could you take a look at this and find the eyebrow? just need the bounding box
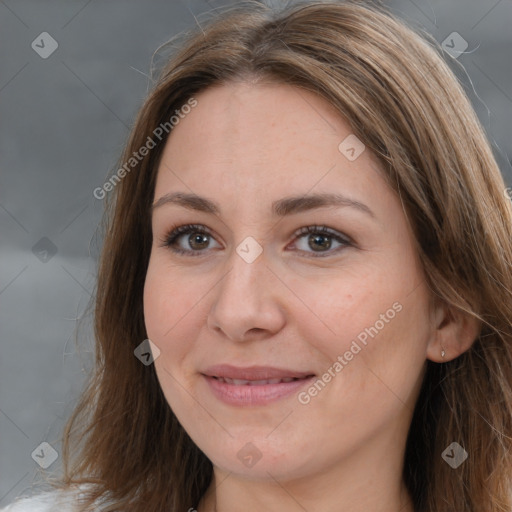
[151,191,375,219]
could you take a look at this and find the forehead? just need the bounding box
[161,81,351,167]
[153,81,394,224]
[157,82,377,176]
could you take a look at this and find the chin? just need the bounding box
[192,429,323,481]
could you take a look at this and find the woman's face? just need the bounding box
[143,82,436,481]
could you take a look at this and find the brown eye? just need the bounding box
[161,224,220,256]
[291,225,352,257]
[188,233,210,250]
[160,223,351,258]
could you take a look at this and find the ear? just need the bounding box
[426,300,482,363]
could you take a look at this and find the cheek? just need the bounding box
[143,262,196,405]
[293,256,429,398]
[143,268,169,343]
[143,257,196,341]
[320,288,429,415]
[143,257,211,388]
[287,266,399,359]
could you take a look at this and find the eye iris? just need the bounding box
[309,233,331,251]
[189,233,209,250]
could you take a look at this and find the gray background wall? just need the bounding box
[1,0,511,505]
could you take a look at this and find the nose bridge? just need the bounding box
[221,238,268,301]
[207,236,285,341]
[221,208,269,287]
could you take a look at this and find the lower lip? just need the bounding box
[203,375,315,406]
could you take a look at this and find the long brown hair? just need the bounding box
[47,1,512,510]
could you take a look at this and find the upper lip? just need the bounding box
[202,364,315,380]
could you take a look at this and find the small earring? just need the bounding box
[441,347,446,359]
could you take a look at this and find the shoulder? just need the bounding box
[0,484,100,512]
[0,491,57,511]
[0,490,67,512]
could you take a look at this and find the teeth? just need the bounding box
[248,379,274,386]
[217,377,300,385]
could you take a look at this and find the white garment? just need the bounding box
[0,491,64,512]
[0,485,100,512]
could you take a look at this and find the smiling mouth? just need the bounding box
[211,376,312,385]
[203,371,316,406]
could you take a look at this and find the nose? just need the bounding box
[206,244,287,343]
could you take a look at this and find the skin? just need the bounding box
[143,81,480,512]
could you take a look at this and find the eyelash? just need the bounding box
[158,223,352,258]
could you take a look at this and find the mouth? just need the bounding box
[211,376,308,385]
[201,365,316,406]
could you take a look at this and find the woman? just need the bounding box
[3,0,512,511]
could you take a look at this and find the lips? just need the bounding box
[202,364,315,382]
[214,376,301,385]
[201,364,316,406]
